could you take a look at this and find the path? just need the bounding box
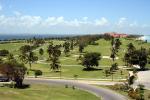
[24,78,127,100]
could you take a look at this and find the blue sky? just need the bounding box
[0,0,150,35]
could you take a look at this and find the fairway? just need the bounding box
[0,84,100,100]
[1,38,150,79]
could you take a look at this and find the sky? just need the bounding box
[0,0,150,35]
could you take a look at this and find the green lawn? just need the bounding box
[27,63,128,79]
[0,42,27,55]
[0,84,100,100]
[1,38,150,79]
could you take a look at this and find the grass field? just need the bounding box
[27,63,128,79]
[0,42,27,55]
[0,84,100,100]
[1,38,150,79]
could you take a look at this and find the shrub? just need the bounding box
[128,88,140,99]
[34,70,42,78]
[0,49,9,56]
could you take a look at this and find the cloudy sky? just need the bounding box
[0,0,150,35]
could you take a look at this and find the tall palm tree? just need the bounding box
[47,44,61,71]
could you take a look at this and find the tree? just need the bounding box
[110,48,116,61]
[28,51,38,70]
[34,70,42,78]
[127,43,135,53]
[82,52,101,70]
[39,48,44,59]
[70,39,74,50]
[124,46,147,70]
[47,44,61,71]
[19,45,31,54]
[19,45,38,70]
[139,48,147,70]
[63,41,70,56]
[79,44,84,53]
[0,61,27,87]
[114,38,122,51]
[111,63,118,71]
[110,38,121,61]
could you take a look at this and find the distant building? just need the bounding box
[104,32,128,38]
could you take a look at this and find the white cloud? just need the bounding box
[82,17,88,21]
[129,21,138,27]
[95,17,109,26]
[116,17,127,28]
[0,14,149,34]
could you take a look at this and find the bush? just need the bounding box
[110,63,118,71]
[0,49,9,56]
[34,70,42,78]
[110,83,129,92]
[128,88,140,99]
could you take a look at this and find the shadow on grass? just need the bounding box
[15,84,30,89]
[127,68,150,71]
[82,68,102,71]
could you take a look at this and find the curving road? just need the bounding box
[24,78,127,100]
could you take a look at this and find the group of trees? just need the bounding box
[19,45,38,70]
[0,49,9,56]
[82,52,101,70]
[63,39,76,56]
[0,59,27,87]
[77,35,101,53]
[124,43,148,70]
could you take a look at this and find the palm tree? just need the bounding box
[28,51,38,70]
[47,44,61,71]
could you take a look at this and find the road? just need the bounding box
[24,78,127,100]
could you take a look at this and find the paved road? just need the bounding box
[24,78,127,100]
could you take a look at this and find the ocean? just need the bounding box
[0,34,75,40]
[141,35,150,42]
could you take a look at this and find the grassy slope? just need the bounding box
[0,84,100,100]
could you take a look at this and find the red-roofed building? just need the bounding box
[104,32,128,38]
